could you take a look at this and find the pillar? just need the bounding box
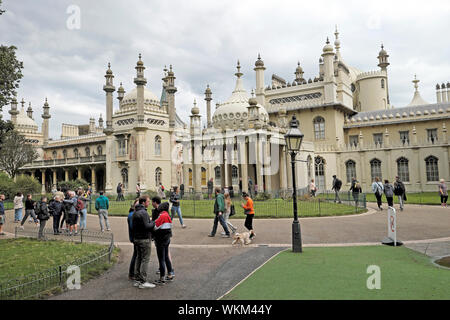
[41,170,46,195]
[286,148,293,191]
[280,145,287,190]
[264,137,272,193]
[77,167,82,180]
[255,136,264,193]
[238,135,248,194]
[91,166,97,193]
[64,169,69,181]
[31,170,35,179]
[52,170,57,189]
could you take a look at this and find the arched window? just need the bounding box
[155,167,162,186]
[63,149,67,159]
[188,168,193,187]
[425,156,439,182]
[201,167,207,186]
[381,79,385,89]
[314,157,325,190]
[370,159,382,182]
[85,147,90,157]
[97,145,103,155]
[397,157,410,182]
[346,160,356,183]
[232,165,239,185]
[52,151,57,159]
[313,117,325,140]
[73,148,79,158]
[121,168,128,190]
[214,166,221,186]
[155,136,162,156]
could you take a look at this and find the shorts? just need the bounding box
[67,213,79,226]
[0,215,5,225]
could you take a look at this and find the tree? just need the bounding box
[0,129,38,178]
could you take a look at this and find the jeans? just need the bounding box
[334,190,341,203]
[375,193,383,208]
[211,213,229,236]
[14,208,23,221]
[38,219,47,239]
[171,206,183,226]
[386,197,394,207]
[79,208,87,229]
[245,214,254,231]
[155,239,173,277]
[352,193,360,207]
[98,209,110,231]
[129,242,137,278]
[53,214,61,233]
[134,238,151,283]
[397,195,404,209]
[21,209,38,225]
[223,210,236,232]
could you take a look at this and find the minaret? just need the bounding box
[378,44,390,105]
[27,102,33,119]
[166,65,177,128]
[89,117,96,134]
[205,84,212,128]
[254,54,266,106]
[98,114,104,129]
[9,97,19,124]
[117,82,125,107]
[321,38,337,103]
[103,63,115,134]
[294,62,305,84]
[134,54,147,125]
[334,25,341,60]
[190,99,202,196]
[41,98,51,144]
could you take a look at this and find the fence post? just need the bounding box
[80,229,83,243]
[318,198,321,216]
[59,266,63,286]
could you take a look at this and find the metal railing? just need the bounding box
[0,229,114,300]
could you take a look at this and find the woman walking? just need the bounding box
[241,192,255,239]
[439,179,448,208]
[20,194,39,228]
[222,193,237,235]
[77,189,89,231]
[154,202,174,285]
[169,187,186,228]
[13,192,24,223]
[351,182,362,207]
[384,180,394,208]
[371,177,384,210]
[309,179,317,197]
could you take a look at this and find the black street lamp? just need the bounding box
[284,115,304,253]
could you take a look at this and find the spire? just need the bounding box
[407,75,428,106]
[334,25,341,59]
[255,53,265,68]
[235,60,243,78]
[27,102,33,119]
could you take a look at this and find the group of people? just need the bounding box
[371,176,407,211]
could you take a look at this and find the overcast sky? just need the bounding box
[1,0,450,139]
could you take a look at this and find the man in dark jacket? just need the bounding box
[49,195,64,235]
[332,175,342,204]
[131,195,156,289]
[36,196,50,240]
[151,196,162,221]
[394,176,406,211]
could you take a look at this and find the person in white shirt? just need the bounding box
[371,177,384,210]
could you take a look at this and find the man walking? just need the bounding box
[394,176,406,211]
[170,187,186,228]
[95,191,111,232]
[208,187,230,238]
[332,175,342,204]
[207,178,214,200]
[372,177,384,210]
[132,195,156,289]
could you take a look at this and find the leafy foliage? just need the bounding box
[0,129,38,178]
[0,45,24,110]
[58,178,89,192]
[0,172,40,199]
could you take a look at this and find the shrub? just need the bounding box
[58,179,89,192]
[0,173,40,199]
[254,192,272,201]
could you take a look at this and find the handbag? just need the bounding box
[230,204,236,217]
[244,209,251,215]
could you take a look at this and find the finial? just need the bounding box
[258,53,261,60]
[235,60,243,78]
[108,62,111,68]
[139,53,142,60]
[326,37,330,44]
[251,89,255,98]
[170,64,173,71]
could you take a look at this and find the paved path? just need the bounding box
[2,202,449,300]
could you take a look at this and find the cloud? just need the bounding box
[1,0,450,138]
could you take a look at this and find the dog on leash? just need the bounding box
[232,231,255,246]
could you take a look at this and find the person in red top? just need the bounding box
[153,202,174,285]
[241,192,255,239]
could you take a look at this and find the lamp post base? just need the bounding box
[292,220,302,253]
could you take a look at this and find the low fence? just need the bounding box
[0,229,114,300]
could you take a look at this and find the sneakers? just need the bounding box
[155,277,166,285]
[133,281,142,287]
[106,228,111,232]
[156,270,160,274]
[221,234,231,238]
[19,225,24,230]
[165,275,174,282]
[139,282,156,289]
[181,225,187,229]
[208,234,215,237]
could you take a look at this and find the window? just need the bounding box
[214,166,221,186]
[427,129,438,144]
[52,151,57,159]
[201,167,207,186]
[306,156,312,180]
[425,156,439,182]
[313,117,325,140]
[155,167,162,186]
[85,147,90,157]
[118,138,126,156]
[349,135,358,147]
[73,148,79,158]
[314,157,325,190]
[155,136,162,156]
[232,165,239,185]
[121,168,128,189]
[346,160,356,183]
[370,159,382,182]
[399,131,409,145]
[63,149,67,159]
[381,79,385,89]
[397,157,410,182]
[97,145,103,155]
[373,133,383,146]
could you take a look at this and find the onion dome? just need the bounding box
[323,38,334,53]
[255,53,265,67]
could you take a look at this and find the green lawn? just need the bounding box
[222,246,450,300]
[94,198,366,218]
[365,192,441,205]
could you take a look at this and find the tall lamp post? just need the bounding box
[284,115,304,253]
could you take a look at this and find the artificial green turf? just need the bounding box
[222,246,450,300]
[0,238,109,283]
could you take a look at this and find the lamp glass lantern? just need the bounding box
[285,116,304,152]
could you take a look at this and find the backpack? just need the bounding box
[229,204,236,217]
[335,179,342,190]
[34,202,41,216]
[75,198,84,211]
